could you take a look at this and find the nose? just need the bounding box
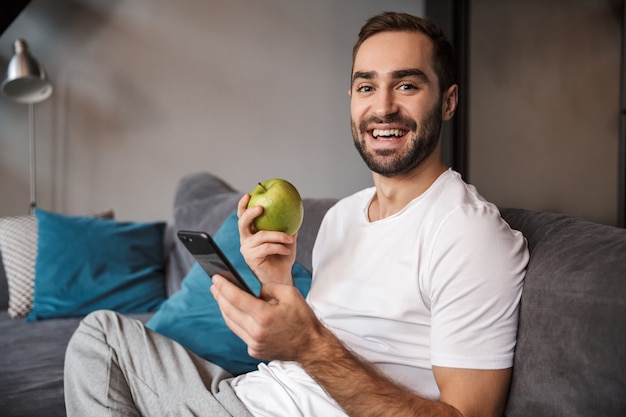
[372,88,399,118]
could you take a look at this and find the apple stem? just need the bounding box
[258,182,268,192]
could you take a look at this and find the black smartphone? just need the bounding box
[177,230,256,295]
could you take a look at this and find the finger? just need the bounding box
[242,233,296,266]
[210,275,258,338]
[237,194,252,218]
[212,275,282,355]
[211,274,266,316]
[245,240,293,260]
[247,229,295,248]
[237,194,256,238]
[238,205,263,239]
[212,289,253,343]
[212,274,255,305]
[216,300,253,348]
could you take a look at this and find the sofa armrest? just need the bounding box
[500,208,626,417]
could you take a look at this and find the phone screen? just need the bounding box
[177,230,255,295]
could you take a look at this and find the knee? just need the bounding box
[72,310,143,352]
[65,311,117,372]
[81,309,121,329]
[67,310,122,352]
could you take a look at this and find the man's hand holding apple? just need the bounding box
[236,178,304,286]
[237,194,297,286]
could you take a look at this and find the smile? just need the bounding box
[371,128,408,140]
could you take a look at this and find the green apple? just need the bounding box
[248,178,304,235]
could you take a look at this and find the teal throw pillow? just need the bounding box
[27,209,167,321]
[146,211,312,375]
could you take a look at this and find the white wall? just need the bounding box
[0,0,425,221]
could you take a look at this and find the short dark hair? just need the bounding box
[352,11,457,93]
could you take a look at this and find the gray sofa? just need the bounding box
[1,172,625,417]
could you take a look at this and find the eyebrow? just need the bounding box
[351,68,430,85]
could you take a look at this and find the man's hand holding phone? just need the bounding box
[210,274,324,362]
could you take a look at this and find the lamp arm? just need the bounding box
[28,102,36,213]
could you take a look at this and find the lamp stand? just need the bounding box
[28,102,37,213]
[1,39,52,214]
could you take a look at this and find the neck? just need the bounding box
[368,149,448,222]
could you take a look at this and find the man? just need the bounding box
[65,12,528,417]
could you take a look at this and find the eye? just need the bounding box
[398,82,417,91]
[355,84,374,94]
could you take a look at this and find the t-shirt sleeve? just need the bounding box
[425,204,528,370]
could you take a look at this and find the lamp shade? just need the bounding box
[1,39,53,104]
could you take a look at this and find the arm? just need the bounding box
[299,326,511,417]
[211,277,512,417]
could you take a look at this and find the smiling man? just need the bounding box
[64,12,529,417]
[220,13,529,417]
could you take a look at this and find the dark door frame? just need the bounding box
[425,0,470,181]
[617,2,626,227]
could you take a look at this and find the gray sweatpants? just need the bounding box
[64,310,254,417]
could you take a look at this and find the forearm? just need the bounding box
[299,326,462,417]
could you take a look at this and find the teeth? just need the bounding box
[372,129,406,139]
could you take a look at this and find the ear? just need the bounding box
[442,84,458,121]
[348,89,352,97]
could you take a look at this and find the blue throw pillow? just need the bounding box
[27,209,167,321]
[146,211,312,375]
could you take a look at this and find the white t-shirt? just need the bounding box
[231,169,529,416]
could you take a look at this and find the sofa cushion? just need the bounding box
[0,311,152,417]
[500,208,626,417]
[27,209,167,321]
[0,210,114,319]
[0,215,37,319]
[148,211,313,375]
[166,173,241,296]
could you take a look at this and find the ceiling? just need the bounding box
[1,1,30,37]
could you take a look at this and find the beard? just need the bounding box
[351,100,443,177]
